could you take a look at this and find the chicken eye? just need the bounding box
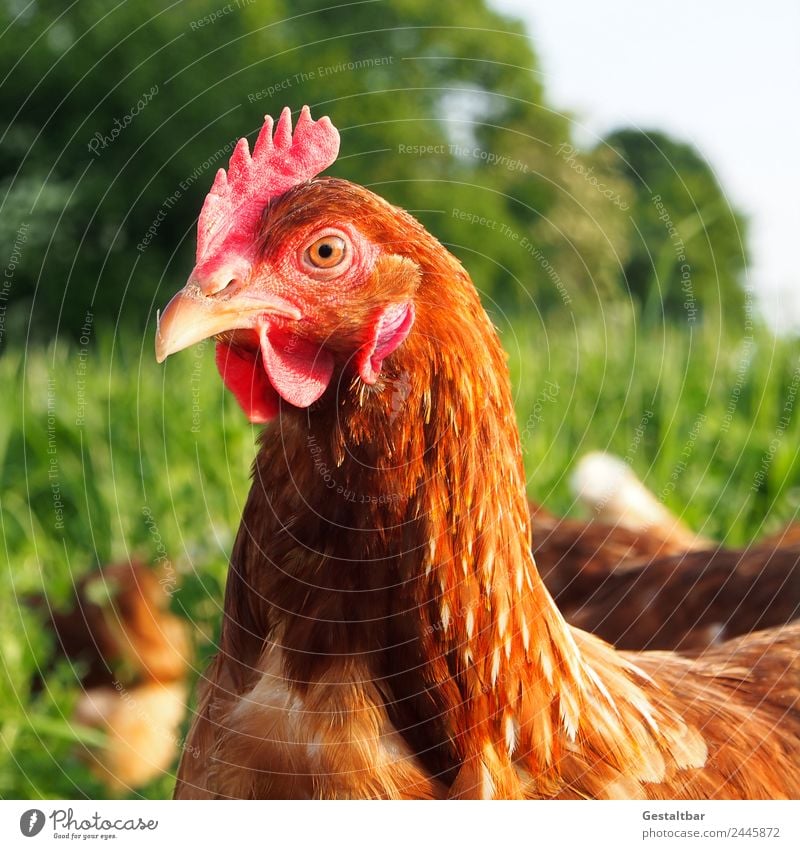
[305,235,347,269]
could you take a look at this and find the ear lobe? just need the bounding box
[356,302,415,385]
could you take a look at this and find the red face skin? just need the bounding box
[156,178,419,422]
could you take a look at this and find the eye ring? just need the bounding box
[304,234,348,271]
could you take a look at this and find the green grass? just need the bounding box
[503,307,800,543]
[1,311,799,798]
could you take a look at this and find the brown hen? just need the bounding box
[156,108,799,800]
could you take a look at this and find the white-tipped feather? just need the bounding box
[505,714,519,755]
[441,602,451,633]
[465,609,475,640]
[491,647,501,686]
[520,616,530,653]
[497,603,509,639]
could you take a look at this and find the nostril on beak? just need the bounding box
[190,261,252,298]
[202,276,241,297]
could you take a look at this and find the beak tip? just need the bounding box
[155,309,167,363]
[154,330,168,363]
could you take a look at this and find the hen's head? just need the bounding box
[156,107,425,422]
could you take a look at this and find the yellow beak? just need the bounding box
[155,282,301,363]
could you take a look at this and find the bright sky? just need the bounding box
[493,0,800,332]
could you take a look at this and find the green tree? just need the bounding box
[0,2,749,343]
[600,128,748,326]
[0,0,648,344]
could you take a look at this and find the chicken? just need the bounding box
[566,533,800,651]
[39,561,189,791]
[532,457,800,651]
[534,451,711,612]
[530,498,696,615]
[156,107,800,799]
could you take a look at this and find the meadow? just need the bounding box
[1,309,798,798]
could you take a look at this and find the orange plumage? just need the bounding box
[157,111,799,800]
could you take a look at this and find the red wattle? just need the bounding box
[259,325,335,408]
[215,342,280,423]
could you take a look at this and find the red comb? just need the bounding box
[195,106,340,273]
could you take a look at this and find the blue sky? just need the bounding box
[493,0,800,331]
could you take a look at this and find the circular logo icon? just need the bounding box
[19,809,46,837]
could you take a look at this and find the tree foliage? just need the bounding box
[601,128,748,325]
[0,0,746,341]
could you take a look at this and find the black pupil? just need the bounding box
[317,242,334,259]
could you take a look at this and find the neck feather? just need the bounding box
[226,254,705,796]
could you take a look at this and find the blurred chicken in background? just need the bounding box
[534,452,800,651]
[35,561,190,791]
